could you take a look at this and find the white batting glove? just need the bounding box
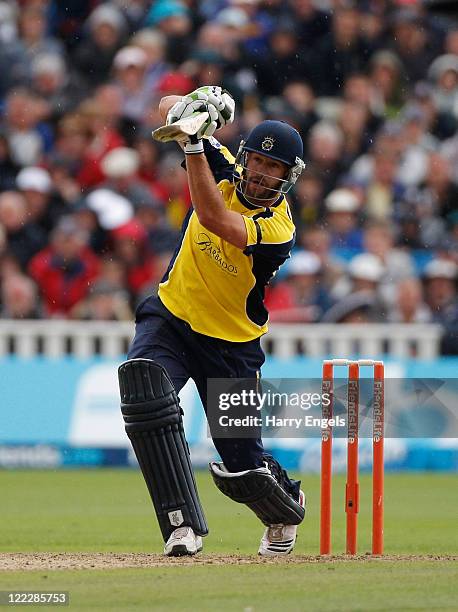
[188,86,235,129]
[167,86,235,131]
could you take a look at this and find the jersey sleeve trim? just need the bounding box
[254,219,262,245]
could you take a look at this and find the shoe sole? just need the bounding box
[164,544,203,557]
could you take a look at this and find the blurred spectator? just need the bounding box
[0,191,46,269]
[112,45,151,127]
[231,0,275,57]
[47,153,83,207]
[359,4,385,51]
[423,259,457,320]
[323,188,363,251]
[337,100,371,170]
[0,274,42,319]
[363,220,415,306]
[282,81,319,140]
[71,198,107,255]
[441,130,458,182]
[251,19,308,97]
[307,121,345,194]
[428,54,458,119]
[290,168,324,232]
[71,280,132,320]
[135,198,179,257]
[369,50,404,117]
[396,103,437,188]
[131,127,161,184]
[144,0,193,65]
[343,72,383,128]
[411,79,456,141]
[96,255,128,290]
[28,216,99,316]
[322,290,380,324]
[16,166,64,234]
[18,5,64,61]
[300,224,344,291]
[73,4,127,88]
[93,83,124,133]
[100,146,157,210]
[422,258,458,354]
[0,6,28,98]
[266,251,332,322]
[155,152,191,230]
[76,99,125,189]
[0,251,22,288]
[390,9,438,85]
[364,139,406,221]
[311,4,370,96]
[388,277,431,323]
[131,29,169,93]
[290,0,330,52]
[3,88,46,167]
[30,53,86,121]
[84,188,133,233]
[0,130,20,192]
[402,152,456,248]
[52,113,89,173]
[331,252,385,312]
[348,253,385,294]
[110,219,157,298]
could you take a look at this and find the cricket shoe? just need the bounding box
[258,490,306,556]
[164,527,203,557]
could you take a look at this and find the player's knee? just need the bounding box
[118,359,180,432]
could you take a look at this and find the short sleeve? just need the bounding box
[244,209,295,249]
[203,137,235,183]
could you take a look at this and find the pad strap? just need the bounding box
[209,461,305,526]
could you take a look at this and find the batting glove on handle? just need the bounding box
[167,97,218,154]
[167,85,235,131]
[190,86,235,129]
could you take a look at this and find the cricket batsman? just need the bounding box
[118,86,306,556]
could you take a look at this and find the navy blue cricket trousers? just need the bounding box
[128,296,266,472]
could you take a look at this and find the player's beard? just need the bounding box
[243,173,280,205]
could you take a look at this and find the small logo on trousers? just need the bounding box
[168,510,184,526]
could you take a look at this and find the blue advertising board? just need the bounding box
[1,356,457,471]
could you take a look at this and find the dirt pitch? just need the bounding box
[1,553,456,571]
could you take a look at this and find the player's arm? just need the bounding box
[159,92,246,249]
[185,153,247,249]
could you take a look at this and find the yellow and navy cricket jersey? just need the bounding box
[158,137,295,342]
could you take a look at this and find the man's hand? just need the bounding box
[167,96,219,141]
[167,86,235,133]
[189,86,235,129]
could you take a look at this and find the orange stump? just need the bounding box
[372,362,385,555]
[345,362,360,555]
[319,359,384,556]
[320,361,333,555]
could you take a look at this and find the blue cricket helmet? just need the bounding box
[234,120,305,202]
[243,120,304,166]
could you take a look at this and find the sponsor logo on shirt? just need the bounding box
[195,233,238,275]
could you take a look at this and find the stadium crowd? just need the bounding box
[0,0,456,353]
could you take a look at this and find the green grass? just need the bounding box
[1,470,457,611]
[1,563,457,611]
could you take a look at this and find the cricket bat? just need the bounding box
[152,111,209,143]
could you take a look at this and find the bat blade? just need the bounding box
[152,112,209,143]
